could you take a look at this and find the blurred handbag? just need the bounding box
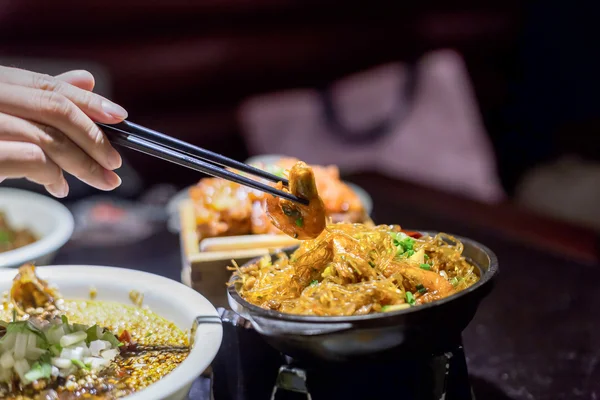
[238,49,505,203]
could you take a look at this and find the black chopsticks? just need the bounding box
[97,121,309,206]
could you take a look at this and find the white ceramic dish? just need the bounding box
[0,265,223,400]
[0,188,74,268]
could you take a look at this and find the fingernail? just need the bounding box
[101,100,128,120]
[47,181,69,198]
[59,181,69,197]
[107,149,122,170]
[103,169,122,189]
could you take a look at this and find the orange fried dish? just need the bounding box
[229,223,480,316]
[189,158,367,239]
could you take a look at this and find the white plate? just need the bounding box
[0,188,74,268]
[0,265,223,400]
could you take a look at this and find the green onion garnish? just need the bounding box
[419,263,431,270]
[295,217,304,227]
[450,277,459,286]
[71,359,89,370]
[416,284,427,294]
[310,280,318,286]
[405,291,416,306]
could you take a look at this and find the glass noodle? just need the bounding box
[229,223,480,316]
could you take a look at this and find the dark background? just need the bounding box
[1,0,599,219]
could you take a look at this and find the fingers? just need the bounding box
[0,141,68,198]
[0,66,127,123]
[0,81,122,171]
[0,112,121,191]
[55,70,96,91]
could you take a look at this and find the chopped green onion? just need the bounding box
[295,217,304,227]
[389,232,417,259]
[368,261,376,268]
[71,359,89,370]
[60,331,87,347]
[424,254,429,260]
[450,277,459,286]
[416,284,427,294]
[405,291,416,306]
[24,361,52,382]
[310,280,318,286]
[419,263,431,270]
[50,344,62,356]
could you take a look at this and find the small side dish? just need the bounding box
[0,265,190,399]
[189,157,368,239]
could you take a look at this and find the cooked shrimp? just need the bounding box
[265,162,326,240]
[395,263,455,304]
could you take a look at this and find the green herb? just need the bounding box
[405,292,416,306]
[6,320,47,343]
[389,232,417,259]
[369,261,376,268]
[85,325,102,343]
[295,217,304,227]
[100,331,121,348]
[73,323,88,332]
[419,263,431,270]
[424,254,429,260]
[381,305,390,312]
[0,230,12,243]
[71,359,89,370]
[450,277,459,286]
[416,284,427,294]
[310,280,318,286]
[50,344,62,356]
[24,361,52,382]
[405,291,416,306]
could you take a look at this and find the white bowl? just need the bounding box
[0,188,74,268]
[0,265,223,400]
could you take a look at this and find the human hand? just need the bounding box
[0,67,126,198]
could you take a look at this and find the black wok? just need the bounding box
[227,231,498,362]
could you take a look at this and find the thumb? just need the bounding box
[55,70,96,91]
